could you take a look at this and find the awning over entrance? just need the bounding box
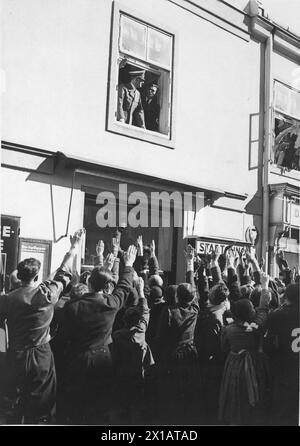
[1,141,248,202]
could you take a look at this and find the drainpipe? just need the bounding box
[262,33,273,273]
[248,0,273,272]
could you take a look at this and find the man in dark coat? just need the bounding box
[265,283,299,426]
[60,245,137,423]
[0,230,83,424]
[117,68,145,128]
[142,83,160,132]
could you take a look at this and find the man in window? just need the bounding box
[117,67,146,128]
[142,82,160,132]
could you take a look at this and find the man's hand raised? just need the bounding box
[70,229,85,249]
[96,240,105,257]
[103,253,115,271]
[124,245,137,267]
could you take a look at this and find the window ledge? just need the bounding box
[270,164,300,181]
[107,120,175,149]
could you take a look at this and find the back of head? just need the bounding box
[285,283,299,306]
[89,266,113,292]
[165,285,177,307]
[234,298,255,323]
[240,284,254,300]
[17,258,41,284]
[209,282,229,306]
[177,283,194,305]
[124,307,141,328]
[149,285,163,304]
[148,274,163,288]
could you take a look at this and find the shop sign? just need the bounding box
[196,238,250,256]
[0,215,20,277]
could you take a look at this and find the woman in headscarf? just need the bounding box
[218,272,271,425]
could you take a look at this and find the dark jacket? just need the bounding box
[141,96,160,131]
[265,303,299,363]
[0,268,71,351]
[61,266,134,354]
[112,296,154,379]
[264,302,299,425]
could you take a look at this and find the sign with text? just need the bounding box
[195,238,250,256]
[0,215,20,277]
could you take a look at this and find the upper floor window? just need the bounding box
[273,80,300,173]
[107,7,175,148]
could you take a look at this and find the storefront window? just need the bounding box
[83,194,174,278]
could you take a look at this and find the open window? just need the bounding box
[107,7,175,147]
[272,80,300,173]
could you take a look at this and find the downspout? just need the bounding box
[262,33,273,273]
[248,0,273,272]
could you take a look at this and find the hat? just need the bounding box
[147,80,159,89]
[128,67,145,79]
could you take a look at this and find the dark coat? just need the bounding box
[265,303,299,425]
[0,268,71,351]
[0,268,71,423]
[142,96,160,131]
[62,266,135,354]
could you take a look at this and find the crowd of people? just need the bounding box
[0,229,299,425]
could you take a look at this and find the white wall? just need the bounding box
[2,0,261,199]
[1,167,85,272]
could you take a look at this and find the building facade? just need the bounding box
[1,0,299,290]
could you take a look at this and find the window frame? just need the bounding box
[106,1,176,149]
[271,78,300,179]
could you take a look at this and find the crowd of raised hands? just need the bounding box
[2,228,298,426]
[66,227,298,327]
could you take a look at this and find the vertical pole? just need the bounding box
[262,34,273,274]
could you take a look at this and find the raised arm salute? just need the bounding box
[0,230,84,424]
